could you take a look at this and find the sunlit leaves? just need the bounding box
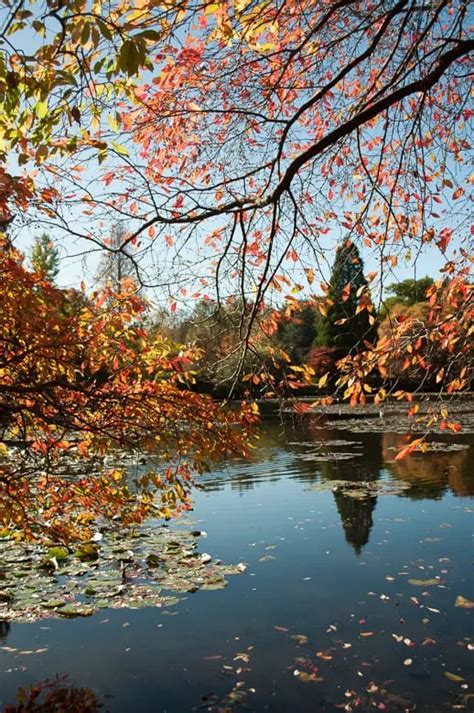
[0,237,257,540]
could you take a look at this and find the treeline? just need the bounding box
[155,241,470,397]
[25,233,472,398]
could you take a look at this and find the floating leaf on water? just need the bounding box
[316,650,333,660]
[74,543,99,561]
[0,523,246,622]
[294,670,322,683]
[201,580,228,591]
[146,553,161,567]
[57,605,95,618]
[42,599,66,609]
[47,546,69,561]
[455,595,474,609]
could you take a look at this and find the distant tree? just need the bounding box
[95,223,137,292]
[316,241,377,354]
[276,302,318,364]
[30,233,59,283]
[306,346,337,379]
[383,277,434,314]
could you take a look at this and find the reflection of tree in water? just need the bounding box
[332,491,377,556]
[4,675,102,712]
[382,433,474,499]
[306,420,385,555]
[319,446,381,555]
[0,619,10,642]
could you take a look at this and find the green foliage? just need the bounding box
[316,241,377,354]
[30,233,59,283]
[382,277,434,314]
[276,303,318,363]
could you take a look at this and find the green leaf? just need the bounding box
[35,101,48,118]
[118,40,140,76]
[137,30,162,41]
[111,141,129,156]
[97,20,113,40]
[80,22,90,45]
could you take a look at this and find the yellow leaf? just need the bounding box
[318,373,329,388]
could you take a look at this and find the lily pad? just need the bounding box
[74,543,99,561]
[0,522,246,622]
[47,546,69,561]
[42,599,67,609]
[57,605,95,618]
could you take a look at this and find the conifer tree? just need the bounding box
[316,241,377,354]
[30,233,60,283]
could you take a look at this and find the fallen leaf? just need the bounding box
[455,595,474,609]
[294,671,323,683]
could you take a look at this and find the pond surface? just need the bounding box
[1,414,473,712]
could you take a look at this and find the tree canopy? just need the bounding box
[316,240,377,354]
[0,236,257,539]
[383,276,435,313]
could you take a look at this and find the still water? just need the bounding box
[0,414,473,712]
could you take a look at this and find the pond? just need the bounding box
[0,412,473,712]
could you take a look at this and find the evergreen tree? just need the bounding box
[30,233,60,283]
[316,240,377,354]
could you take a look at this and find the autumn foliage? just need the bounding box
[0,236,257,539]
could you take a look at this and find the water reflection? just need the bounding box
[3,675,102,712]
[332,490,376,555]
[0,619,10,642]
[382,432,473,498]
[200,414,474,555]
[0,413,473,713]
